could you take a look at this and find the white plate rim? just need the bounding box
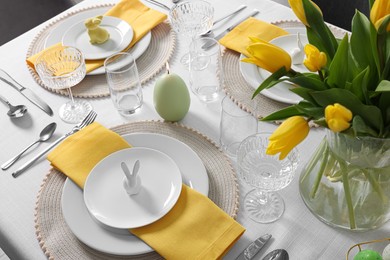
[83,147,182,229]
[44,7,152,75]
[62,16,133,60]
[61,132,209,255]
[239,27,307,104]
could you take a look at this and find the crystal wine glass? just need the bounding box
[35,46,92,124]
[237,133,299,223]
[169,0,214,66]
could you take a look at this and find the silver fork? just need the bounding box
[12,110,97,178]
[144,0,170,10]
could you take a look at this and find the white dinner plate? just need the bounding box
[61,133,209,255]
[62,16,133,60]
[45,8,152,75]
[240,27,307,104]
[84,147,182,229]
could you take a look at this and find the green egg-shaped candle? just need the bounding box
[153,63,190,122]
[354,250,383,260]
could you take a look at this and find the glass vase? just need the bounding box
[299,129,390,231]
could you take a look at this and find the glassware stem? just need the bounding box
[244,189,285,223]
[67,88,76,108]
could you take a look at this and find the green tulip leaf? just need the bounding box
[295,102,324,119]
[327,35,349,88]
[287,75,328,91]
[351,11,377,73]
[290,87,317,104]
[261,105,305,121]
[379,92,390,126]
[352,115,379,137]
[252,67,287,99]
[302,0,338,58]
[349,67,370,103]
[375,80,390,92]
[310,88,384,132]
[378,15,390,35]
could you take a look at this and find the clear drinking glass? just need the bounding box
[189,37,223,102]
[237,133,299,223]
[169,0,214,66]
[35,46,92,124]
[104,52,143,116]
[219,96,258,157]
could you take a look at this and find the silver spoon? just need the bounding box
[0,94,27,118]
[1,122,57,170]
[262,249,289,260]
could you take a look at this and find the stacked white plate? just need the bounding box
[61,133,209,255]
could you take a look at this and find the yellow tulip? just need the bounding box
[266,116,309,160]
[370,0,390,31]
[241,38,291,73]
[325,103,353,132]
[288,0,323,27]
[303,44,327,72]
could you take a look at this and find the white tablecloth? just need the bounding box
[0,0,388,259]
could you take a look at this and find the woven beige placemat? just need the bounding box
[222,20,347,121]
[35,121,239,259]
[26,4,175,98]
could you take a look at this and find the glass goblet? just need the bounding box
[35,46,92,124]
[169,0,214,66]
[237,133,299,223]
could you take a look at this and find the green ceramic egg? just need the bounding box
[354,249,383,260]
[153,72,190,122]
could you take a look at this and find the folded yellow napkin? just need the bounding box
[47,122,245,259]
[27,0,167,73]
[219,17,289,57]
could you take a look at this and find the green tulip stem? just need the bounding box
[318,70,324,81]
[340,162,356,230]
[300,138,327,184]
[363,169,388,204]
[310,144,329,199]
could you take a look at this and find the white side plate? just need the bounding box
[62,16,133,60]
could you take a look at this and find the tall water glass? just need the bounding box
[189,37,223,102]
[169,0,214,66]
[104,53,143,116]
[219,96,258,157]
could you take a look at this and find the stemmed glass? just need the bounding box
[35,46,92,124]
[169,0,214,66]
[237,133,299,223]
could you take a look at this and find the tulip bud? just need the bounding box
[288,0,323,27]
[266,116,309,160]
[241,38,292,73]
[303,44,327,72]
[370,0,390,32]
[325,103,353,132]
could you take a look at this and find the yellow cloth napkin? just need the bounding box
[219,17,289,57]
[27,0,167,73]
[47,122,245,259]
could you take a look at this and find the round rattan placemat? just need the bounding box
[222,20,347,121]
[26,4,175,98]
[35,121,239,259]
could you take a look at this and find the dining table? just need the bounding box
[0,0,389,259]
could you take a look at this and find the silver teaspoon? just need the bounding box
[1,122,57,170]
[262,249,289,260]
[0,94,27,118]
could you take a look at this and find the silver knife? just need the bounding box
[236,234,272,260]
[0,69,53,116]
[214,9,260,41]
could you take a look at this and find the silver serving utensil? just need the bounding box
[2,122,57,170]
[0,94,27,118]
[262,249,289,260]
[12,110,97,178]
